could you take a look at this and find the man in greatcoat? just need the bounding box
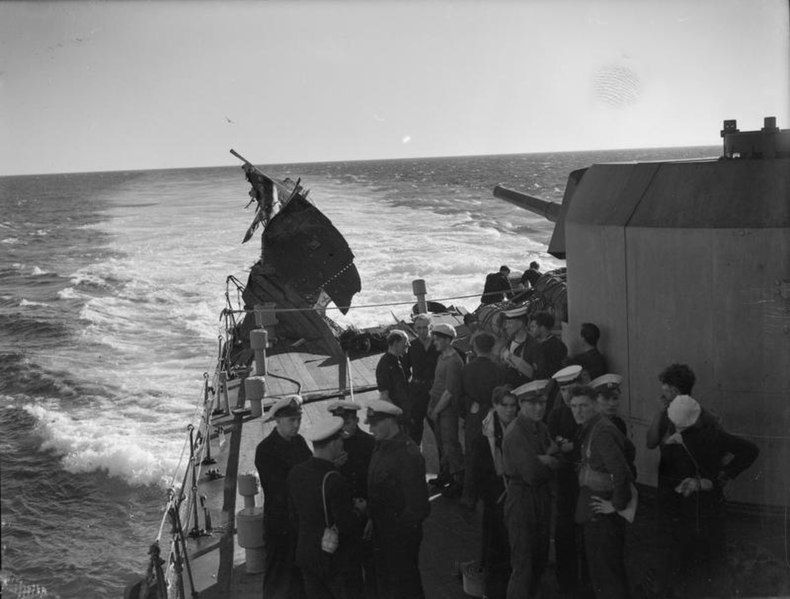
[570,385,632,599]
[288,417,367,599]
[366,398,430,599]
[375,329,411,423]
[255,395,313,599]
[502,379,560,599]
[402,314,439,445]
[327,399,377,596]
[459,330,505,509]
[547,364,585,594]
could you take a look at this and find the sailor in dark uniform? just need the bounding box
[570,322,608,382]
[327,400,377,597]
[402,313,439,445]
[570,385,633,599]
[591,374,637,478]
[547,364,586,594]
[502,379,560,599]
[499,305,537,388]
[254,395,312,599]
[365,399,430,599]
[528,311,567,380]
[288,417,367,599]
[481,265,513,304]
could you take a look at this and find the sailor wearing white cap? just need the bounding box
[547,364,586,592]
[590,373,623,393]
[512,378,550,401]
[501,306,536,387]
[570,384,632,599]
[287,416,367,598]
[254,394,312,598]
[326,399,377,594]
[265,394,304,422]
[327,401,375,500]
[590,374,636,480]
[364,398,403,428]
[428,322,464,494]
[502,377,558,598]
[366,398,429,598]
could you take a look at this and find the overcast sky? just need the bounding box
[1,0,787,176]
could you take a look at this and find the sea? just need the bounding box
[0,146,719,598]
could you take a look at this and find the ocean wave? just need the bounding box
[0,353,85,399]
[0,314,70,341]
[23,404,183,487]
[56,287,80,300]
[69,272,109,288]
[19,299,50,308]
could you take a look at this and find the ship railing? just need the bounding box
[145,334,228,598]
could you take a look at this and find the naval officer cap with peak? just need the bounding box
[304,416,345,446]
[265,394,303,421]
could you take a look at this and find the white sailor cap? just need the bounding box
[431,323,457,339]
[667,395,701,430]
[305,417,345,444]
[503,305,529,319]
[364,398,403,423]
[327,400,362,415]
[552,365,583,385]
[513,379,550,401]
[590,373,623,392]
[264,394,303,422]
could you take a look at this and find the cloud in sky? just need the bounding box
[402,136,412,144]
[0,0,787,175]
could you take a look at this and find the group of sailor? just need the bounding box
[253,308,759,599]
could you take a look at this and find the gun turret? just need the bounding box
[493,185,562,223]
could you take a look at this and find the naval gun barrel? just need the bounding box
[493,185,562,223]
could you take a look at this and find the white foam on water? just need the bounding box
[23,400,194,487]
[56,287,79,300]
[312,184,559,328]
[19,299,49,308]
[30,266,49,276]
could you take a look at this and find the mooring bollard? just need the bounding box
[236,473,264,573]
[250,329,268,376]
[244,376,266,418]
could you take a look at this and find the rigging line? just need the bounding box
[221,291,486,314]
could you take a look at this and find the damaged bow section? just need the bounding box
[229,150,362,363]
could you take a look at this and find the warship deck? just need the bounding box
[178,326,790,599]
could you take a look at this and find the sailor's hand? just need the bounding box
[675,477,700,497]
[362,519,374,541]
[663,432,683,446]
[556,436,574,453]
[333,450,349,468]
[699,478,713,491]
[590,496,616,514]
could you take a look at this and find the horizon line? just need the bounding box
[0,143,722,179]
